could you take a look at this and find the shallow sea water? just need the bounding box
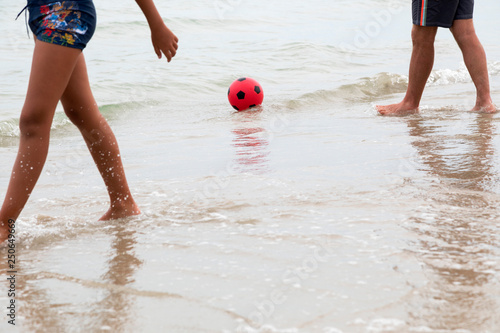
[0,0,500,332]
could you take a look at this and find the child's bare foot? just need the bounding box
[376,102,419,116]
[471,102,497,113]
[99,200,141,221]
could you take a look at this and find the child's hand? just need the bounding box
[151,23,178,62]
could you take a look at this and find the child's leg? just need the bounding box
[450,19,496,112]
[0,41,82,242]
[60,54,140,220]
[377,25,438,115]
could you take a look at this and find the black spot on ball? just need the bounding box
[237,91,246,100]
[232,105,239,111]
[227,88,230,95]
[249,104,256,108]
[237,77,247,82]
[254,86,261,94]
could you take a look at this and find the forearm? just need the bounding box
[135,0,164,28]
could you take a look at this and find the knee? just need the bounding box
[18,108,53,138]
[64,106,84,126]
[411,26,437,47]
[63,103,99,128]
[63,105,107,142]
[451,27,478,49]
[450,19,477,41]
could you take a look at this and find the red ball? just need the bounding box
[227,77,264,111]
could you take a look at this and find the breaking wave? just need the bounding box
[287,61,500,109]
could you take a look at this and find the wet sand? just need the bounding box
[1,85,500,332]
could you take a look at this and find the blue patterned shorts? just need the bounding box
[27,1,96,50]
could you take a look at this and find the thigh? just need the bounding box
[61,53,96,113]
[23,40,82,121]
[60,54,106,137]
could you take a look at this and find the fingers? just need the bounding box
[165,50,172,62]
[160,41,178,62]
[169,44,177,58]
[168,37,178,62]
[154,45,162,59]
[160,46,172,62]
